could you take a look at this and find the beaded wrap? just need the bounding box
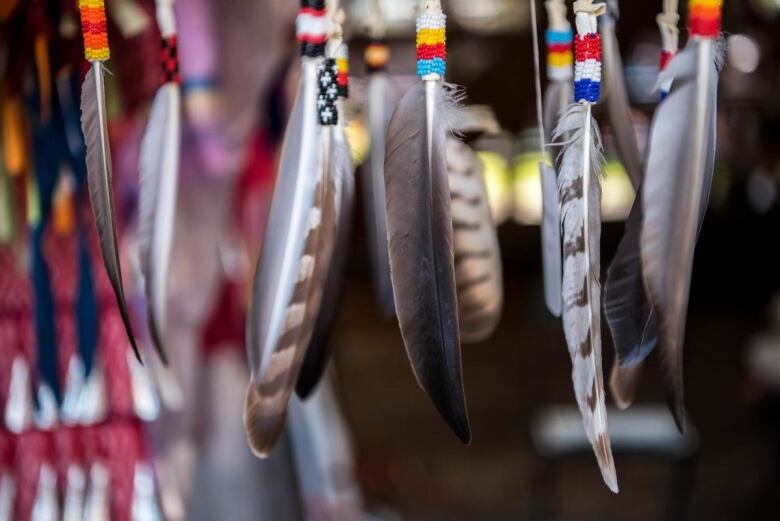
[658,49,674,100]
[688,0,722,39]
[79,0,110,62]
[297,0,327,58]
[416,9,446,80]
[574,32,601,104]
[336,44,349,98]
[365,39,389,73]
[546,29,574,81]
[317,58,339,126]
[160,36,181,85]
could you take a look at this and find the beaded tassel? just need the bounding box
[317,58,339,126]
[365,39,389,73]
[416,6,446,80]
[335,44,349,98]
[78,0,110,62]
[688,0,722,39]
[573,32,602,104]
[297,0,328,58]
[546,27,573,82]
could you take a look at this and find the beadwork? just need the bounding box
[416,9,446,80]
[160,36,180,85]
[297,0,327,57]
[546,29,574,81]
[688,0,722,39]
[336,44,349,98]
[317,58,339,126]
[365,39,389,73]
[79,0,110,62]
[574,33,601,104]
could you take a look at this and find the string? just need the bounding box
[529,0,546,157]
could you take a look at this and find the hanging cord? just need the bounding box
[530,0,546,157]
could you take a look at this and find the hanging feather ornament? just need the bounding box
[138,0,181,363]
[297,35,356,399]
[362,3,397,318]
[605,0,679,410]
[553,0,617,492]
[244,0,339,457]
[599,0,643,190]
[639,0,723,431]
[78,0,140,361]
[384,0,470,443]
[446,131,503,343]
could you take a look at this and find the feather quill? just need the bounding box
[362,72,397,318]
[600,0,643,189]
[81,63,140,361]
[554,1,617,492]
[296,120,354,399]
[138,0,181,364]
[640,40,721,430]
[385,77,470,443]
[244,57,339,456]
[446,136,503,343]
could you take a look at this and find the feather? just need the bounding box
[543,81,572,151]
[554,102,617,493]
[81,63,140,362]
[640,41,720,430]
[600,1,643,190]
[362,72,397,317]
[385,80,470,443]
[540,162,562,317]
[244,58,339,457]
[138,82,180,364]
[296,126,354,399]
[604,191,657,409]
[446,136,503,343]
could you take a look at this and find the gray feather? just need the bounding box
[541,162,562,317]
[385,81,470,443]
[554,103,617,493]
[296,130,355,399]
[543,80,572,154]
[640,41,720,430]
[446,137,503,343]
[81,63,140,362]
[244,58,339,456]
[362,73,397,318]
[601,6,643,190]
[138,82,180,364]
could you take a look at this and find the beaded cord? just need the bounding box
[297,0,327,57]
[336,44,349,98]
[574,32,601,104]
[317,59,339,126]
[416,8,446,80]
[365,39,389,73]
[546,29,573,81]
[160,36,180,85]
[79,0,110,62]
[688,0,722,39]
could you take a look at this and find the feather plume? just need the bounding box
[600,0,643,189]
[244,58,339,456]
[81,63,140,361]
[138,82,180,364]
[640,41,720,430]
[446,136,503,343]
[296,126,354,399]
[385,80,470,443]
[554,102,617,493]
[362,72,397,317]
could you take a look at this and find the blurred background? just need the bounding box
[2,0,780,520]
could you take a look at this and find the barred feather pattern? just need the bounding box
[244,59,338,457]
[384,81,470,443]
[446,137,503,343]
[362,73,397,317]
[640,41,721,430]
[138,82,180,364]
[554,102,617,493]
[81,63,140,361]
